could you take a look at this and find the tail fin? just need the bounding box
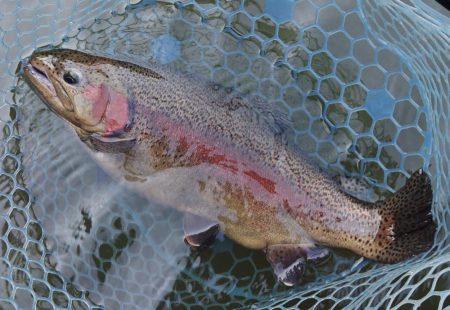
[371,169,436,263]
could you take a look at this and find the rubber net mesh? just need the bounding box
[0,0,449,309]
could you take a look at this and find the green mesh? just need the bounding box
[1,0,449,309]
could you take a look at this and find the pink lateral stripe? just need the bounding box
[144,108,306,210]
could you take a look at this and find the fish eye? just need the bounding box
[63,70,80,85]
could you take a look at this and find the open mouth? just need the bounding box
[32,66,47,79]
[22,59,56,95]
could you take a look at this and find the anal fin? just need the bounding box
[183,213,220,249]
[335,175,378,203]
[265,244,307,286]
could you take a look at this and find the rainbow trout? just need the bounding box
[21,49,435,285]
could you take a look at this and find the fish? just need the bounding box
[20,48,436,286]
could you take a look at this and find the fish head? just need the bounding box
[21,48,132,137]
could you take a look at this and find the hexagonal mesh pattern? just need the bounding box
[1,0,449,309]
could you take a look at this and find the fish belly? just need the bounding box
[125,164,311,249]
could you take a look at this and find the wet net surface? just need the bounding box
[0,0,449,309]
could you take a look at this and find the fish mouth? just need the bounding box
[21,58,56,97]
[21,56,67,120]
[21,56,78,123]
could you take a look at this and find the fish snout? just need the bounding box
[28,53,76,112]
[21,52,78,119]
[29,53,56,78]
[21,54,57,98]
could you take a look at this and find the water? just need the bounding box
[2,0,449,309]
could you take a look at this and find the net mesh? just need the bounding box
[0,0,449,309]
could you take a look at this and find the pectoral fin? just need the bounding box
[183,213,220,249]
[72,125,136,153]
[86,134,136,153]
[265,244,307,286]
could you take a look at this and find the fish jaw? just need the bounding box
[22,58,59,111]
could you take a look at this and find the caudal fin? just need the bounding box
[371,169,435,263]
